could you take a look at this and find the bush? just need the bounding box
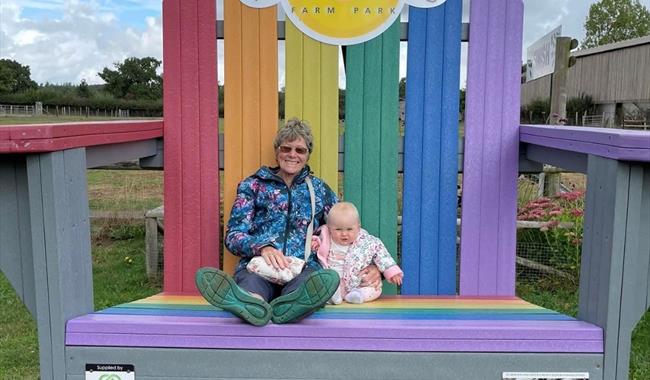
[108,223,145,241]
[566,93,597,124]
[0,85,162,116]
[521,93,597,125]
[521,97,550,124]
[517,191,585,276]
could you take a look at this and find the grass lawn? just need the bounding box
[88,169,163,212]
[0,275,39,379]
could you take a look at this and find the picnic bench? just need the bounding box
[1,0,649,379]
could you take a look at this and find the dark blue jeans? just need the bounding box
[234,265,316,302]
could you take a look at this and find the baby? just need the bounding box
[316,202,403,304]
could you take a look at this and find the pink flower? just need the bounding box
[570,209,583,217]
[558,191,584,201]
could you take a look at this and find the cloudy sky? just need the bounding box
[1,0,649,87]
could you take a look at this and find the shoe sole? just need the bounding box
[270,269,340,324]
[195,267,271,326]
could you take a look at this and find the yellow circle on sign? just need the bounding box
[282,0,403,45]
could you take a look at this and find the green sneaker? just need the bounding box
[270,269,340,324]
[195,267,272,326]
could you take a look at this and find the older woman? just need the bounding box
[196,118,340,326]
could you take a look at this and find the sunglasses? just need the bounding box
[278,145,309,155]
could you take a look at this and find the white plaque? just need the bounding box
[503,372,589,380]
[85,364,135,380]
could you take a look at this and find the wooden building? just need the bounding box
[521,35,650,115]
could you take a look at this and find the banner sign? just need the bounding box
[240,0,448,45]
[526,25,562,81]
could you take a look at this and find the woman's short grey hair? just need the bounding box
[274,118,314,153]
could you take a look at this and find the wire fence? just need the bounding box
[0,103,160,118]
[0,104,36,116]
[582,112,614,128]
[516,240,579,285]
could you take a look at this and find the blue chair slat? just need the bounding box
[402,0,462,295]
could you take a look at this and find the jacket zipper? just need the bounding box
[281,183,292,255]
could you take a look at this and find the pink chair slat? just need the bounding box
[162,0,220,294]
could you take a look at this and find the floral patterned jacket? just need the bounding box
[225,165,338,271]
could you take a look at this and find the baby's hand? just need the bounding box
[387,273,403,286]
[311,235,321,251]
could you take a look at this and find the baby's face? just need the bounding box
[328,213,360,246]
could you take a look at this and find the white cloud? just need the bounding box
[13,29,47,46]
[0,0,162,85]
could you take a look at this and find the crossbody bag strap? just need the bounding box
[304,177,316,262]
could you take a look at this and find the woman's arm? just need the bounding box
[317,179,339,225]
[225,180,278,258]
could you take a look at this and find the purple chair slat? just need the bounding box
[521,125,650,149]
[476,0,507,294]
[67,314,601,340]
[521,125,650,162]
[66,332,603,353]
[460,0,523,296]
[496,0,524,295]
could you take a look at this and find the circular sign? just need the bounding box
[240,0,281,8]
[406,0,447,8]
[281,0,405,46]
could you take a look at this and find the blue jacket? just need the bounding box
[225,165,338,271]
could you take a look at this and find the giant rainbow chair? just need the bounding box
[1,0,649,379]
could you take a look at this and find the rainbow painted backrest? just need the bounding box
[161,0,523,298]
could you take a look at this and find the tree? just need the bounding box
[0,59,38,94]
[77,79,91,98]
[218,83,224,118]
[459,88,466,116]
[399,77,406,100]
[582,0,650,48]
[98,57,162,100]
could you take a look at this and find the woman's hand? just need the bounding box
[311,236,321,252]
[359,264,382,289]
[260,246,289,269]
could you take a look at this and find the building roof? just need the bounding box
[573,35,650,58]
